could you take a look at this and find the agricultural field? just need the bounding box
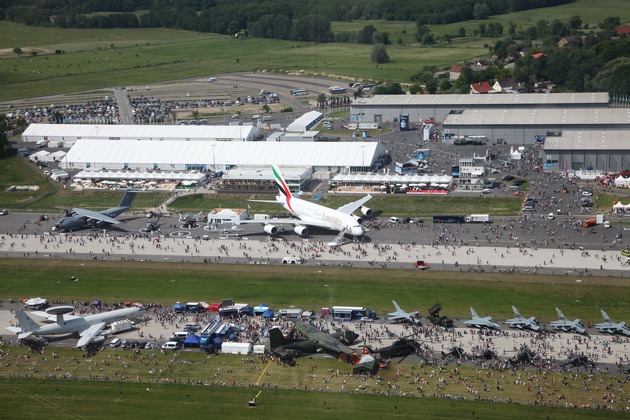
[0,259,627,324]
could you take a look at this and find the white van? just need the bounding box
[161,341,180,350]
[251,114,261,120]
[170,331,190,341]
[262,115,273,122]
[389,216,400,223]
[282,257,302,265]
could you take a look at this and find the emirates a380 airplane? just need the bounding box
[237,165,373,245]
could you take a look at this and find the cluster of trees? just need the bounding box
[1,0,575,33]
[413,16,630,95]
[0,114,24,158]
[248,14,334,43]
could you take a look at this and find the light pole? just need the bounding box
[360,145,365,173]
[210,144,216,172]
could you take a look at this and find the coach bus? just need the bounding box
[432,215,465,224]
[332,306,368,321]
[329,86,347,94]
[290,88,308,96]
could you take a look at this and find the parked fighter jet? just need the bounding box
[505,306,540,332]
[52,189,138,232]
[595,310,630,337]
[386,301,420,324]
[266,320,359,363]
[7,306,143,347]
[179,211,205,229]
[550,307,587,335]
[463,307,500,330]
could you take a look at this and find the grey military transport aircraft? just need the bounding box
[266,320,360,363]
[52,189,138,232]
[7,305,144,347]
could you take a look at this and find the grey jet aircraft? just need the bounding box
[52,189,138,232]
[7,305,144,347]
[463,307,500,330]
[595,310,630,337]
[386,300,420,324]
[505,306,540,332]
[267,320,359,363]
[550,308,587,335]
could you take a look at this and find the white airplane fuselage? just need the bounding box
[23,307,142,337]
[280,195,364,236]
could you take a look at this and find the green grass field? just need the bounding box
[0,259,627,324]
[1,0,628,102]
[169,192,526,217]
[0,155,58,208]
[1,347,628,418]
[2,378,625,419]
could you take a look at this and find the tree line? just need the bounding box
[1,0,575,34]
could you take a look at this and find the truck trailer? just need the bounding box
[466,214,490,223]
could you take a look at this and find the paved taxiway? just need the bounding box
[0,211,628,274]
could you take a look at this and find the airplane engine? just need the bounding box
[360,206,373,217]
[293,225,309,236]
[263,224,278,235]
[353,214,363,225]
[91,336,106,344]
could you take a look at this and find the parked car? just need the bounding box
[413,260,430,270]
[581,190,593,196]
[502,175,515,181]
[513,179,526,186]
[0,209,9,216]
[109,338,122,348]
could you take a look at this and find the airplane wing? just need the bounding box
[247,199,281,204]
[335,195,372,215]
[316,337,355,356]
[293,320,355,355]
[236,218,337,230]
[72,209,121,225]
[76,322,107,347]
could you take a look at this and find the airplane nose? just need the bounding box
[350,225,364,236]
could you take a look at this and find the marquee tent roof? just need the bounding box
[64,140,386,168]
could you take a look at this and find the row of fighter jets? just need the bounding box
[462,306,629,336]
[386,301,629,336]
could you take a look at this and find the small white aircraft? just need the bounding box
[236,165,373,245]
[505,306,540,332]
[463,307,500,330]
[7,306,144,347]
[386,300,420,324]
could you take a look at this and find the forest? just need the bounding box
[1,0,574,37]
